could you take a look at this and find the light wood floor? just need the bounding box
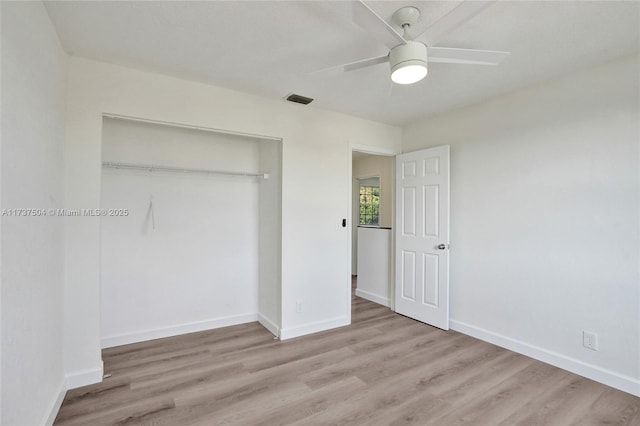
[55,286,640,425]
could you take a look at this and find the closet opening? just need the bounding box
[99,116,282,348]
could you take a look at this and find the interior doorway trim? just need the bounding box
[351,144,397,156]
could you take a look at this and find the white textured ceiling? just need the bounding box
[44,1,640,126]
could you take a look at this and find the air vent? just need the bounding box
[285,93,314,105]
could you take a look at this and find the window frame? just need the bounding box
[358,176,381,227]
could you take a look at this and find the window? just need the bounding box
[359,184,380,226]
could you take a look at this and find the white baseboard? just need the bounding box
[450,319,640,397]
[65,362,103,390]
[42,378,67,425]
[101,313,258,348]
[258,313,280,338]
[280,316,349,340]
[355,288,390,307]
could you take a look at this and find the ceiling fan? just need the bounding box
[326,1,510,85]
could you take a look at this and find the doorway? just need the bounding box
[348,145,451,331]
[350,148,396,314]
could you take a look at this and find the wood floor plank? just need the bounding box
[300,330,465,391]
[224,376,367,426]
[55,289,640,426]
[129,360,246,392]
[381,352,534,426]
[349,319,439,355]
[103,322,264,361]
[107,347,213,377]
[188,379,315,426]
[56,395,175,426]
[55,377,133,423]
[497,375,608,426]
[172,346,355,406]
[354,332,476,385]
[300,324,440,386]
[132,346,358,426]
[220,325,382,373]
[570,387,640,425]
[430,361,575,425]
[300,338,531,425]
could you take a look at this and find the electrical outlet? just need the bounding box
[296,300,303,313]
[583,331,598,351]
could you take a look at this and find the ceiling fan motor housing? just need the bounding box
[389,41,428,84]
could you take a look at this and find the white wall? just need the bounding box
[63,57,401,384]
[1,2,68,424]
[403,54,640,395]
[258,140,282,336]
[356,227,392,307]
[100,118,262,347]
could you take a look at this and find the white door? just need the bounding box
[395,146,450,329]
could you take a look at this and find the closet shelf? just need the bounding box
[102,161,269,179]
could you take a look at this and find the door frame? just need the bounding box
[347,144,398,324]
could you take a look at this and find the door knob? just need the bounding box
[437,244,447,250]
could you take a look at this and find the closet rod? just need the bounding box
[102,161,269,179]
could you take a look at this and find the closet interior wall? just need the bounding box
[257,140,282,336]
[100,117,282,347]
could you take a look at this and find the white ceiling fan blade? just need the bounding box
[312,55,389,75]
[428,47,509,65]
[344,54,389,72]
[352,0,406,49]
[417,1,495,46]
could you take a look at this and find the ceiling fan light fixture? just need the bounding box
[389,41,428,85]
[391,62,428,85]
